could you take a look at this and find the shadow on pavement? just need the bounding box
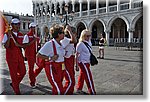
[101,58,142,63]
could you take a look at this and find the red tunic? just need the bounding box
[25,31,36,62]
[6,32,24,62]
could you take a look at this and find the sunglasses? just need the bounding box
[86,35,91,37]
[12,23,20,25]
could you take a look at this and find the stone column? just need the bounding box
[129,0,133,9]
[54,3,57,21]
[36,5,40,24]
[117,0,120,11]
[105,30,110,46]
[96,0,99,15]
[87,0,90,16]
[40,5,43,22]
[48,2,52,22]
[106,0,109,13]
[45,5,48,23]
[59,3,63,14]
[79,0,82,17]
[20,22,23,30]
[128,28,134,43]
[72,1,75,12]
[26,22,28,30]
[33,2,36,17]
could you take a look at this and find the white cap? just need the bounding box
[11,18,20,24]
[29,22,36,28]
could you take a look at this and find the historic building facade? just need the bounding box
[3,11,34,34]
[32,0,143,45]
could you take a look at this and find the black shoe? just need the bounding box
[97,56,101,59]
[10,83,12,87]
[101,57,104,59]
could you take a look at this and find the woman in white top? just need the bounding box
[36,24,65,95]
[60,25,77,94]
[76,29,96,95]
[97,34,105,59]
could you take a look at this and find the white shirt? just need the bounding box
[23,34,29,44]
[38,38,65,62]
[23,34,36,44]
[76,41,92,63]
[2,32,28,44]
[60,37,75,58]
[2,32,17,44]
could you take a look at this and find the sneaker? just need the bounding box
[10,83,21,95]
[31,85,36,89]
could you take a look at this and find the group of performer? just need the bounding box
[2,18,96,95]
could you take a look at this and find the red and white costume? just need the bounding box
[23,30,37,86]
[61,37,75,94]
[38,38,65,95]
[76,41,96,95]
[2,31,26,94]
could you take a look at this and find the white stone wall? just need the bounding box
[33,0,143,45]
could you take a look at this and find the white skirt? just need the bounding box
[99,46,104,49]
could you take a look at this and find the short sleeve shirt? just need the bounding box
[76,41,92,63]
[60,37,75,58]
[38,38,65,62]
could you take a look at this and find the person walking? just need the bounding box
[60,25,77,94]
[23,22,39,88]
[36,24,65,95]
[2,18,26,94]
[75,29,96,95]
[34,27,52,80]
[97,34,105,59]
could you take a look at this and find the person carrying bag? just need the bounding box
[83,41,98,66]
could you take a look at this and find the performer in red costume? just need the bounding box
[2,18,26,94]
[60,25,77,94]
[23,22,39,88]
[37,24,65,95]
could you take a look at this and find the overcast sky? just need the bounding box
[0,0,33,15]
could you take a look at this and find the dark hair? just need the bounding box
[50,24,64,39]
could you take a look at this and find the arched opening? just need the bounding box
[75,2,80,12]
[110,18,128,45]
[76,22,86,38]
[91,20,105,45]
[134,16,143,39]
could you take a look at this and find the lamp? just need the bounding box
[57,4,74,25]
[64,4,69,12]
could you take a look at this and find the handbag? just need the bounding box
[83,42,98,66]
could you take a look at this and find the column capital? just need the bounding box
[104,29,111,33]
[127,28,135,32]
[79,0,83,3]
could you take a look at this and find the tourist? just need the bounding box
[36,24,65,95]
[97,34,105,59]
[75,29,96,95]
[60,25,77,94]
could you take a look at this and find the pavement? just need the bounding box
[0,46,143,95]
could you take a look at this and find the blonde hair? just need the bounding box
[79,29,91,42]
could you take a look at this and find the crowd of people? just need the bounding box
[1,18,103,95]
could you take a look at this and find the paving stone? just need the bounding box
[0,46,143,95]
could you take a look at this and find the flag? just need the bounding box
[0,11,9,42]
